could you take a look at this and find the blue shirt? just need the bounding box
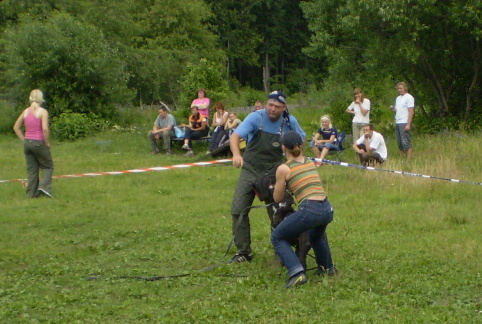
[235,109,306,143]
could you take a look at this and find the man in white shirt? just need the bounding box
[353,124,387,166]
[390,82,415,159]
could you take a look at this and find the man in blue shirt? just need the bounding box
[228,91,306,263]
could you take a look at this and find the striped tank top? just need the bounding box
[285,158,326,204]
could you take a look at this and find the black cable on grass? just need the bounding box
[86,203,271,281]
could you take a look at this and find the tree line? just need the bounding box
[0,0,480,131]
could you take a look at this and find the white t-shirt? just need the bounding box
[347,98,371,124]
[395,93,415,124]
[356,130,388,160]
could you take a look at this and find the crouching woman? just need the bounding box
[271,131,335,288]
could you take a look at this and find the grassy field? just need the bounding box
[0,112,481,323]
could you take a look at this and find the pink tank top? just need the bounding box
[24,108,44,140]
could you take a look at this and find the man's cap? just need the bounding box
[281,131,303,150]
[268,91,286,104]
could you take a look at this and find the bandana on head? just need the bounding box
[268,91,286,104]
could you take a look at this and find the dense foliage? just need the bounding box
[0,0,480,135]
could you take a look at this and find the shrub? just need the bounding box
[51,112,108,141]
[0,100,19,135]
[178,58,230,109]
[1,13,133,119]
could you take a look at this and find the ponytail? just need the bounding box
[291,146,302,157]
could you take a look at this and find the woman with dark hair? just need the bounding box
[346,88,371,143]
[191,88,210,120]
[13,89,54,198]
[180,106,209,156]
[271,131,335,288]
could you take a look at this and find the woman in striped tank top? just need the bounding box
[13,89,54,198]
[272,131,335,288]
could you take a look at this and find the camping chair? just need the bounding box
[327,131,346,161]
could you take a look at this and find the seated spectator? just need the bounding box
[211,102,229,131]
[352,124,387,166]
[147,106,176,155]
[209,102,229,152]
[191,88,210,120]
[180,106,209,156]
[310,115,339,161]
[224,112,242,135]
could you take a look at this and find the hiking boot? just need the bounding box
[37,189,52,198]
[228,253,253,264]
[181,144,189,150]
[285,272,307,288]
[184,150,195,157]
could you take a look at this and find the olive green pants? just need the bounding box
[24,139,54,198]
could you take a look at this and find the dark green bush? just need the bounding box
[51,112,108,141]
[1,13,133,119]
[0,100,19,134]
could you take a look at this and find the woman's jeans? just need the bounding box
[271,199,334,277]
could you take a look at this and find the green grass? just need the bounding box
[1,113,481,323]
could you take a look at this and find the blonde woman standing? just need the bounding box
[13,89,54,198]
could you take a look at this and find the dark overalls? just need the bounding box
[231,118,286,255]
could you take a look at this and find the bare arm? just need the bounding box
[13,111,25,141]
[41,109,50,147]
[352,142,362,153]
[273,164,289,203]
[327,134,336,143]
[155,124,174,133]
[192,120,208,131]
[359,101,369,116]
[406,108,415,130]
[229,132,243,168]
[221,112,229,125]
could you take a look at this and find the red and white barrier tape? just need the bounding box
[0,159,233,184]
[3,157,480,187]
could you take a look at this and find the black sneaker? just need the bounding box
[228,253,252,264]
[316,266,337,276]
[285,272,307,288]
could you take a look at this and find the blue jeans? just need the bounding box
[271,199,334,277]
[309,140,339,151]
[183,127,208,148]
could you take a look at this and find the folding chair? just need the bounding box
[327,131,346,161]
